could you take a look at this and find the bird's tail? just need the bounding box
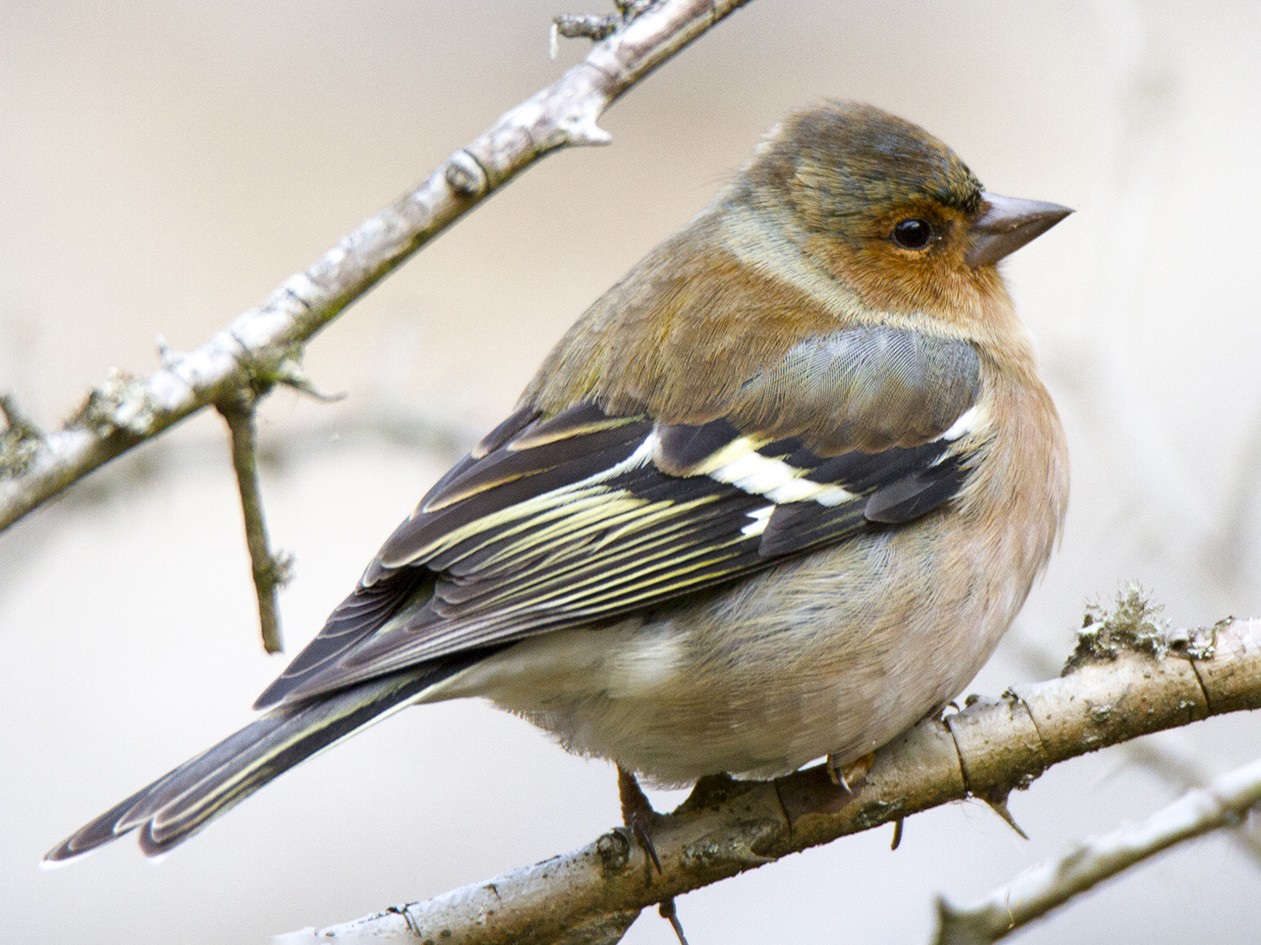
[45,668,450,862]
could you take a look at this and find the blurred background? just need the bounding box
[3,1,1260,942]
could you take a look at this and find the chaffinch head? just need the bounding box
[49,101,1070,859]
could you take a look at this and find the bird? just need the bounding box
[47,100,1070,861]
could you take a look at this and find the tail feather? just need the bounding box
[45,668,452,862]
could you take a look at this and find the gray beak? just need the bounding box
[965,192,1073,267]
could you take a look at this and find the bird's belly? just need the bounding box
[437,520,1029,786]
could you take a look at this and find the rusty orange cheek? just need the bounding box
[815,238,997,326]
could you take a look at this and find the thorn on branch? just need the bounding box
[218,390,290,654]
[658,897,690,945]
[979,788,1030,840]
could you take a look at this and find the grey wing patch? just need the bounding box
[730,325,980,452]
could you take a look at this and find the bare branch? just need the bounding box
[276,616,1261,944]
[934,755,1261,945]
[0,0,753,534]
[218,392,292,653]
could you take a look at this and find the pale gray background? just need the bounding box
[3,1,1260,942]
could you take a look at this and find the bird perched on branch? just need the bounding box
[48,101,1070,860]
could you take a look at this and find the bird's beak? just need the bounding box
[965,193,1073,268]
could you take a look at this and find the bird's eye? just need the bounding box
[892,218,933,251]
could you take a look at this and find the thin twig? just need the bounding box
[218,393,291,653]
[934,755,1261,945]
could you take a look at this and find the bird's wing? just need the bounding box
[255,326,984,709]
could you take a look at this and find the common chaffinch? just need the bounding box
[48,101,1069,859]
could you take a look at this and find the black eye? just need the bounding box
[892,218,933,250]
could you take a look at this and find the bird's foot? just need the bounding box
[617,764,663,872]
[616,766,689,945]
